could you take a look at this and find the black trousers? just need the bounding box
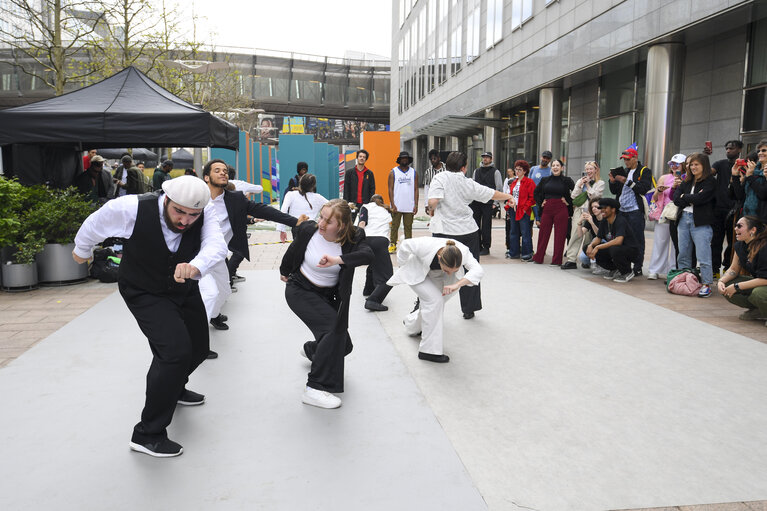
[623,209,645,271]
[433,230,482,314]
[470,201,494,250]
[710,208,729,273]
[504,213,511,250]
[365,236,394,304]
[119,283,209,442]
[595,245,637,275]
[227,252,245,279]
[285,275,351,393]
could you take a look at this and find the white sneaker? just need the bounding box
[302,386,342,409]
[647,273,659,280]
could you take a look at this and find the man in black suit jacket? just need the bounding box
[200,159,304,335]
[343,149,375,220]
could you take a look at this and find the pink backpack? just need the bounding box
[668,271,702,296]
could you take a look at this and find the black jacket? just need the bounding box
[534,174,575,217]
[673,176,716,227]
[343,167,375,205]
[223,190,297,260]
[711,158,735,211]
[609,163,654,208]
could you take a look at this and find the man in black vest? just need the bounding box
[73,176,228,457]
[200,159,304,331]
[470,151,503,255]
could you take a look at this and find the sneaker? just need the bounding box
[521,255,534,262]
[698,285,712,298]
[388,243,397,254]
[479,248,490,256]
[302,386,342,409]
[418,352,450,363]
[739,309,766,321]
[210,315,229,330]
[206,350,218,359]
[591,265,608,276]
[713,272,721,279]
[581,262,591,269]
[232,274,246,283]
[129,437,183,458]
[633,269,643,277]
[647,273,659,280]
[603,269,620,280]
[177,389,205,406]
[560,262,577,270]
[463,312,475,319]
[230,285,238,293]
[613,272,635,283]
[364,299,388,312]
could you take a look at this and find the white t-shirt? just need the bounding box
[392,166,416,212]
[278,190,329,232]
[300,231,343,287]
[427,171,495,235]
[360,202,392,239]
[512,180,521,202]
[683,183,696,213]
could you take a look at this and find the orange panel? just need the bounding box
[360,131,401,207]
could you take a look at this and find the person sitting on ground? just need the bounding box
[647,154,685,280]
[672,152,717,298]
[358,194,394,311]
[505,160,536,261]
[562,161,605,269]
[279,173,328,241]
[387,237,483,364]
[574,198,603,269]
[586,198,640,283]
[717,215,767,326]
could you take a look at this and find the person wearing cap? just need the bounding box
[586,198,639,282]
[288,161,309,192]
[470,151,502,256]
[73,154,115,204]
[200,159,305,332]
[710,140,743,275]
[609,145,655,276]
[114,154,146,195]
[529,150,553,222]
[71,175,228,458]
[646,154,685,280]
[153,159,174,190]
[388,151,419,252]
[343,149,375,220]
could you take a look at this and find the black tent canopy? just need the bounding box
[0,67,239,150]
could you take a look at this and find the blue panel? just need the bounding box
[237,131,248,179]
[276,135,314,205]
[313,142,329,199]
[327,145,340,199]
[210,147,237,169]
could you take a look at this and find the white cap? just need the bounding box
[668,153,686,164]
[162,175,210,209]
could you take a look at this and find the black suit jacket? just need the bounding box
[673,176,716,227]
[343,167,375,204]
[223,190,298,260]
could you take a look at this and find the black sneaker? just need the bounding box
[479,248,490,256]
[129,437,183,458]
[463,312,475,319]
[210,315,229,330]
[206,350,218,359]
[230,285,238,293]
[364,300,388,312]
[232,274,246,283]
[219,314,228,322]
[177,389,205,406]
[560,262,577,270]
[418,352,450,363]
[633,269,643,277]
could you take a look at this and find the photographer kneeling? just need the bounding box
[586,198,639,283]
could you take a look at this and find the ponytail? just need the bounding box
[298,173,316,208]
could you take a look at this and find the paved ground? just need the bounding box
[1,215,766,510]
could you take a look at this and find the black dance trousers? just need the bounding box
[285,276,351,393]
[365,236,394,304]
[595,245,637,275]
[433,230,482,314]
[623,209,645,271]
[710,208,730,272]
[227,252,245,279]
[119,283,209,442]
[470,201,494,250]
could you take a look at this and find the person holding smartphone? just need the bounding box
[647,154,686,280]
[730,139,767,223]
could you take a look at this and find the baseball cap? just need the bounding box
[481,151,493,158]
[90,155,105,164]
[667,153,686,165]
[541,150,553,158]
[620,148,638,159]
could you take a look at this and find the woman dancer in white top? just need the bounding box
[279,173,328,241]
[358,194,394,311]
[387,237,483,363]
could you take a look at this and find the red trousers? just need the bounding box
[533,199,569,265]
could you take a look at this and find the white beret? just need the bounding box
[162,175,210,209]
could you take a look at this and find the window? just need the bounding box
[450,0,462,75]
[438,0,449,84]
[486,0,503,49]
[744,18,767,132]
[511,0,533,31]
[466,0,480,63]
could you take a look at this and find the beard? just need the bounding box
[163,200,187,233]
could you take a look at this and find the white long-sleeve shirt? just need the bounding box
[278,190,328,232]
[230,179,263,195]
[73,193,228,279]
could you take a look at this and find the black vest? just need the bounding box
[474,166,497,189]
[119,192,204,295]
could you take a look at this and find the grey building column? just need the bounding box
[449,136,460,151]
[538,87,562,157]
[483,107,501,162]
[643,43,685,180]
[427,135,437,153]
[411,137,421,175]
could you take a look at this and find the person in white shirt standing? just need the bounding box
[387,151,419,253]
[427,151,513,319]
[72,176,228,458]
[278,173,328,241]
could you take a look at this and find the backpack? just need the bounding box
[666,268,701,296]
[90,247,120,283]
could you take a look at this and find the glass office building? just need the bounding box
[392,0,767,180]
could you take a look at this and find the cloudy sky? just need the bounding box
[185,0,393,59]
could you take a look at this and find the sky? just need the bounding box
[184,0,393,59]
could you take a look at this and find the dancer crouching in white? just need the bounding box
[387,238,483,363]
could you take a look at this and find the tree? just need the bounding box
[0,0,106,95]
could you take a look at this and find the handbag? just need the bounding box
[648,200,662,222]
[572,191,588,207]
[659,202,680,224]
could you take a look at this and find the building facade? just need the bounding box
[391,0,767,182]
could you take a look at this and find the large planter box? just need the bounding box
[37,243,88,286]
[1,262,38,291]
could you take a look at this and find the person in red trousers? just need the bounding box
[531,159,575,265]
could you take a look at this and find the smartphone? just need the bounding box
[705,141,713,153]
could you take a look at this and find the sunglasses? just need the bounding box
[759,148,767,153]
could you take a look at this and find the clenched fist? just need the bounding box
[174,263,200,283]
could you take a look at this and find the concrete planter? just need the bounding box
[37,243,88,286]
[1,262,38,291]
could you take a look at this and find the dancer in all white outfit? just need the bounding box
[387,237,483,363]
